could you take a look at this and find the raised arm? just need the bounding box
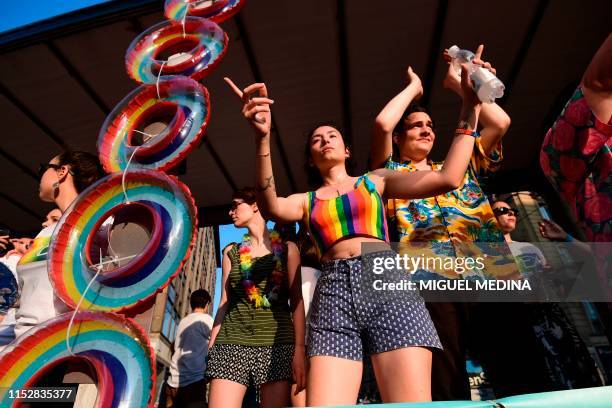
[540,35,611,210]
[539,219,592,256]
[581,33,612,123]
[370,67,424,169]
[443,44,511,155]
[380,64,481,198]
[208,245,232,349]
[225,78,305,223]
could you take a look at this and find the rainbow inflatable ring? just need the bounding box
[48,170,197,313]
[0,312,155,407]
[125,16,228,84]
[164,0,246,23]
[98,76,210,173]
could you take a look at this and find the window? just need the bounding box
[161,284,180,343]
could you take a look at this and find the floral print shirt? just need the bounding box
[540,86,611,292]
[385,137,519,279]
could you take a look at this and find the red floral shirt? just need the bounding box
[540,87,612,243]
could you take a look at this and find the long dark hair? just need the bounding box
[303,121,354,189]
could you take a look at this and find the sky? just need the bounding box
[1,0,113,34]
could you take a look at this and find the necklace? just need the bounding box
[323,177,350,197]
[239,230,284,309]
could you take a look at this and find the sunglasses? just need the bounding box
[229,201,246,212]
[493,207,519,217]
[38,163,61,178]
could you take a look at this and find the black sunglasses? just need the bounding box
[38,163,62,178]
[229,200,247,212]
[493,207,519,217]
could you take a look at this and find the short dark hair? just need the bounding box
[303,121,353,188]
[393,104,431,135]
[190,289,211,310]
[56,151,105,193]
[232,187,257,204]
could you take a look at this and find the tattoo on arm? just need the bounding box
[457,119,471,129]
[458,107,478,130]
[257,176,275,192]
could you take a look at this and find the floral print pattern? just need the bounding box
[386,137,518,279]
[540,87,612,243]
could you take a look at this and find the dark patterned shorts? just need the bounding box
[206,343,294,386]
[308,251,442,360]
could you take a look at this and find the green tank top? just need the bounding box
[215,243,295,346]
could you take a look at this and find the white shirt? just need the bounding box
[167,312,214,388]
[508,241,547,283]
[301,266,321,318]
[14,224,69,339]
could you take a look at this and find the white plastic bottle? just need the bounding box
[447,45,505,103]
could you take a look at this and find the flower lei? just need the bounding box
[239,230,285,309]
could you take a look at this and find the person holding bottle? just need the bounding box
[369,45,517,400]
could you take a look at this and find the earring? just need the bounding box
[53,181,60,189]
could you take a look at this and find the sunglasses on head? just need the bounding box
[38,163,61,178]
[493,207,519,217]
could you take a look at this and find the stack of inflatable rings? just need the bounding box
[48,170,197,313]
[125,16,228,84]
[97,76,210,173]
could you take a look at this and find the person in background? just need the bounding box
[0,207,62,348]
[0,237,32,348]
[164,289,214,408]
[489,200,602,394]
[0,237,33,274]
[539,34,611,342]
[206,188,305,408]
[369,45,515,401]
[540,33,611,244]
[42,208,62,228]
[15,151,105,339]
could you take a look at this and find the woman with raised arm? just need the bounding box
[224,62,481,405]
[369,46,517,401]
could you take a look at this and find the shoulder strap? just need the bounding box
[359,172,378,194]
[306,191,315,214]
[223,242,240,264]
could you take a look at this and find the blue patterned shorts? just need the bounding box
[307,251,442,360]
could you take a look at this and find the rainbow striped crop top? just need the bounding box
[305,173,389,257]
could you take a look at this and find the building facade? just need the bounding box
[133,226,218,404]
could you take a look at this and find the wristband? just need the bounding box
[565,233,574,242]
[455,128,479,137]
